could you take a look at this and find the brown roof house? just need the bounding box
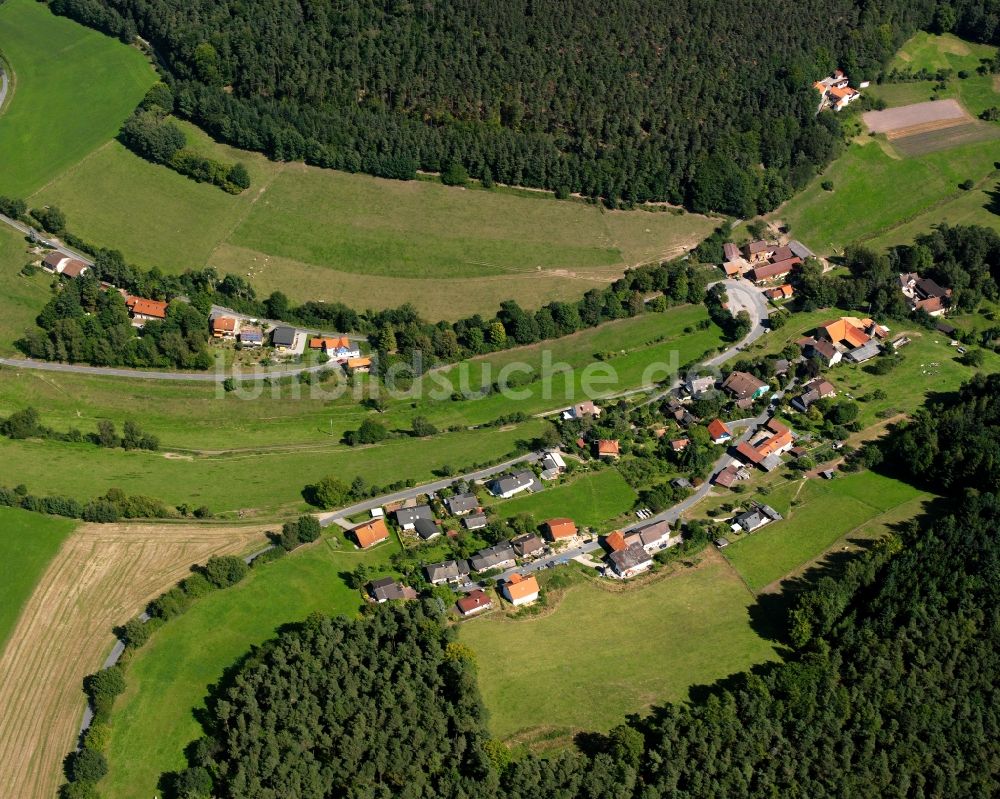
[456,589,493,617]
[502,573,540,606]
[596,439,621,459]
[900,273,951,316]
[211,316,238,339]
[368,577,417,603]
[792,377,837,412]
[562,400,602,421]
[607,542,654,579]
[511,532,545,558]
[125,296,168,327]
[722,371,768,402]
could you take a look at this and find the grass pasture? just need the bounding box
[0,506,76,651]
[461,553,778,741]
[723,472,926,591]
[0,223,53,354]
[0,0,155,196]
[491,468,637,530]
[0,520,266,799]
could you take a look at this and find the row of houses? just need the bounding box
[722,239,814,285]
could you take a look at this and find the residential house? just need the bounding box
[597,439,621,459]
[815,70,861,111]
[456,589,493,617]
[743,240,776,264]
[425,559,470,585]
[489,470,536,499]
[733,503,783,533]
[60,259,89,278]
[562,400,601,421]
[311,335,361,361]
[501,573,540,606]
[394,504,433,531]
[773,358,791,376]
[899,273,951,316]
[346,356,372,374]
[211,316,238,339]
[792,377,837,411]
[463,512,488,530]
[722,371,768,402]
[540,450,567,480]
[749,256,801,284]
[445,493,479,516]
[828,84,860,111]
[707,418,732,444]
[765,284,794,301]
[469,541,516,572]
[125,296,168,327]
[685,375,716,397]
[670,438,690,453]
[239,327,264,347]
[625,520,672,552]
[544,517,578,541]
[352,518,390,549]
[604,530,627,552]
[271,326,297,350]
[714,464,741,488]
[41,252,68,273]
[723,242,741,261]
[608,543,654,578]
[368,577,417,603]
[799,336,843,367]
[511,532,545,558]
[413,517,441,541]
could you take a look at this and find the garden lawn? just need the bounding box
[101,533,395,799]
[0,0,155,196]
[461,555,778,740]
[774,137,1000,255]
[492,469,637,530]
[723,471,926,591]
[0,506,77,651]
[0,224,52,355]
[889,32,997,75]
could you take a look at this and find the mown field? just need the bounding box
[490,468,637,530]
[722,471,927,591]
[461,553,778,741]
[101,531,395,799]
[0,506,76,651]
[774,33,1000,254]
[0,0,155,196]
[0,224,51,354]
[0,520,266,799]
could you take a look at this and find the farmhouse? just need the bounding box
[239,327,264,347]
[816,317,885,362]
[707,418,732,444]
[125,296,168,327]
[469,541,516,572]
[463,512,488,530]
[511,532,545,558]
[41,252,67,273]
[722,371,768,402]
[625,519,672,552]
[346,356,372,374]
[489,470,536,498]
[502,573,540,606]
[425,559,470,585]
[394,504,433,530]
[608,542,654,579]
[456,589,493,617]
[596,439,621,459]
[445,493,479,516]
[899,273,951,316]
[723,242,741,261]
[846,339,881,363]
[743,240,776,264]
[210,316,238,339]
[352,518,390,549]
[793,377,837,411]
[815,69,861,111]
[544,517,578,541]
[749,257,801,285]
[271,326,297,350]
[368,577,417,603]
[733,418,795,470]
[562,400,601,420]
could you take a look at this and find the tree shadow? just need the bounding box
[984,184,1000,217]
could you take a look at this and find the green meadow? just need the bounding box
[490,468,637,530]
[0,506,77,651]
[0,224,52,354]
[101,532,395,799]
[0,0,154,196]
[723,471,926,591]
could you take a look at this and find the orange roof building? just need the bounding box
[707,419,732,442]
[346,356,372,372]
[352,518,390,549]
[820,317,870,349]
[604,530,627,552]
[597,439,621,458]
[757,429,794,457]
[502,573,540,606]
[126,296,168,320]
[544,518,578,541]
[211,316,237,336]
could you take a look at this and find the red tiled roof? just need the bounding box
[597,439,620,456]
[545,518,577,539]
[505,573,539,601]
[605,531,627,552]
[707,419,731,440]
[456,589,492,614]
[353,518,390,548]
[126,296,168,319]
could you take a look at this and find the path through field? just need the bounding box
[0,521,267,799]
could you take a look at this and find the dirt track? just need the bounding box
[0,522,267,799]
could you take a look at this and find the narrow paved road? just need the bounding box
[0,356,336,382]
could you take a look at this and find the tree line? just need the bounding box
[45,0,990,215]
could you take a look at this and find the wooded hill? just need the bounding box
[46,0,995,214]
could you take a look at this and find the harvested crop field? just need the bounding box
[0,521,267,799]
[891,120,1000,157]
[863,98,968,134]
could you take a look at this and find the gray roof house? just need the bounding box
[608,543,654,578]
[463,512,488,530]
[625,520,672,552]
[469,541,516,572]
[445,493,479,515]
[734,504,783,533]
[511,532,545,558]
[271,326,296,348]
[413,517,441,540]
[489,470,536,499]
[394,504,433,530]
[368,577,417,603]
[424,559,470,585]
